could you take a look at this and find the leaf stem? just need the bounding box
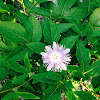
[80,78,100,98]
[0,78,32,94]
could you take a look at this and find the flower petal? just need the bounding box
[43,59,49,64]
[45,46,52,52]
[63,48,70,54]
[47,64,54,71]
[59,45,63,50]
[53,42,58,50]
[61,63,67,70]
[40,52,48,57]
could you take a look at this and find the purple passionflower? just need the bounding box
[40,42,71,72]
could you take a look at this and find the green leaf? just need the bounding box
[26,42,45,54]
[6,45,33,61]
[62,80,76,100]
[1,92,15,100]
[13,80,34,91]
[12,73,28,84]
[23,0,33,9]
[65,91,76,100]
[36,0,47,3]
[85,60,100,76]
[67,65,82,72]
[91,75,100,89]
[0,67,8,81]
[89,8,100,38]
[88,27,100,38]
[63,80,75,92]
[57,23,74,33]
[43,83,61,100]
[7,60,28,73]
[96,0,100,6]
[64,7,89,20]
[67,65,84,78]
[68,19,84,36]
[0,55,8,63]
[43,19,60,44]
[41,2,60,18]
[0,21,29,44]
[16,10,29,30]
[32,72,62,83]
[0,41,7,49]
[60,35,79,49]
[0,0,14,13]
[58,0,76,16]
[26,14,42,42]
[75,91,96,100]
[17,92,40,99]
[94,86,100,93]
[89,7,100,27]
[29,6,50,17]
[76,41,91,72]
[24,52,32,72]
[0,80,14,91]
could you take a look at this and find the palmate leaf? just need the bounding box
[0,21,29,44]
[43,18,60,44]
[32,72,62,83]
[76,41,91,72]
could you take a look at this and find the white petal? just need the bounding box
[43,59,49,63]
[59,45,63,50]
[65,56,71,61]
[63,48,70,54]
[56,65,62,71]
[53,42,58,50]
[47,64,53,71]
[61,63,67,70]
[45,46,52,52]
[40,52,48,57]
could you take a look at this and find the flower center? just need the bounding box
[49,51,61,63]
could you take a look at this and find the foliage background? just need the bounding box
[0,0,100,100]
